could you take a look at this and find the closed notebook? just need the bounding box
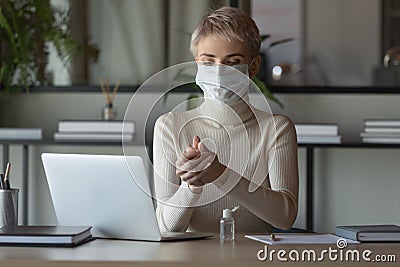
[0,226,92,246]
[336,225,400,242]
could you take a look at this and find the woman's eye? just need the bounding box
[203,61,215,66]
[226,61,240,66]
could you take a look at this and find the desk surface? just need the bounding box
[0,235,398,267]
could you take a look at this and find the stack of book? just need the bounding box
[54,120,135,141]
[0,226,93,247]
[361,119,400,143]
[295,123,341,144]
[336,224,400,242]
[0,128,42,140]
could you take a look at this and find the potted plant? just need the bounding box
[254,34,296,108]
[0,0,78,92]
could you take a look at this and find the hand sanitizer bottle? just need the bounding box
[220,206,239,243]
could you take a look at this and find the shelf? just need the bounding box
[298,142,400,148]
[0,140,142,146]
[18,85,400,94]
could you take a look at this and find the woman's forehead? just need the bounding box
[196,35,250,58]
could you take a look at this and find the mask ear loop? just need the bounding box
[248,57,256,76]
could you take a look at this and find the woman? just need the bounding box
[153,7,298,233]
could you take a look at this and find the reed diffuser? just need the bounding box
[99,79,120,120]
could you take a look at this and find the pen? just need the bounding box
[270,233,277,241]
[0,174,4,190]
[4,162,11,189]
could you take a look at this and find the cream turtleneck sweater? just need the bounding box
[153,99,298,233]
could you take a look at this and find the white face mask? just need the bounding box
[195,63,250,105]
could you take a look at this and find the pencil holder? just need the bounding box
[0,189,19,228]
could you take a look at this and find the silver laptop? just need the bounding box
[41,153,210,241]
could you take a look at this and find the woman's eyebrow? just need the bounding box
[199,53,215,57]
[198,53,245,59]
[225,53,245,58]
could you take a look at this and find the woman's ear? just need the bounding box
[249,55,261,78]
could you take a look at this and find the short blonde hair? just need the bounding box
[190,7,261,58]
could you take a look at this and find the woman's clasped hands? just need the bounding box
[176,136,226,192]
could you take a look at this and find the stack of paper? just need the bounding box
[54,120,135,141]
[361,119,400,143]
[245,233,359,245]
[295,124,341,144]
[0,128,42,140]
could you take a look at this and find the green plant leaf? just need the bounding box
[252,76,284,108]
[0,7,17,54]
[260,34,271,42]
[0,0,79,92]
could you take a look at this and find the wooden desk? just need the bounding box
[0,235,398,267]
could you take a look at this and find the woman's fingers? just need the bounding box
[178,152,215,173]
[186,175,205,186]
[179,170,200,181]
[183,146,199,159]
[176,146,200,166]
[175,137,208,186]
[193,136,200,149]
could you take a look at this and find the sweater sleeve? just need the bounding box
[217,115,299,230]
[153,114,201,232]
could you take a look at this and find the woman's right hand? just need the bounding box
[175,136,205,188]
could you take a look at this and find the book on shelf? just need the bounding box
[361,131,400,143]
[0,128,42,140]
[0,226,92,247]
[364,127,400,134]
[362,137,400,144]
[54,132,134,141]
[294,124,339,136]
[336,224,400,242]
[361,132,400,138]
[364,119,400,127]
[58,120,135,133]
[297,135,341,144]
